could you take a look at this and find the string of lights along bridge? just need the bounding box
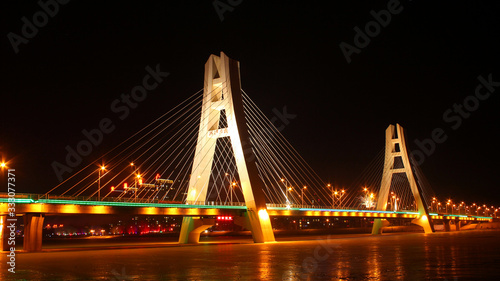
[0,52,494,251]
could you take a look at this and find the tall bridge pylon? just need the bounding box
[178,52,275,243]
[372,124,434,234]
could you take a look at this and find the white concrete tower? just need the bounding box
[372,124,434,234]
[179,52,275,243]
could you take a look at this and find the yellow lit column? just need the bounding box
[23,213,45,252]
[0,215,9,251]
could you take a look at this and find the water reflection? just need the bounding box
[333,251,350,279]
[366,241,382,279]
[2,231,499,280]
[392,241,405,279]
[257,245,274,280]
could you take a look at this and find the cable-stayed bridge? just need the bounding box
[0,52,493,252]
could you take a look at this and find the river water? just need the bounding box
[1,230,499,280]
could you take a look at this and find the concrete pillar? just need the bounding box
[178,218,215,244]
[455,220,461,231]
[371,219,390,234]
[0,215,10,251]
[443,220,451,232]
[23,213,45,252]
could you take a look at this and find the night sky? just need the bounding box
[2,1,499,205]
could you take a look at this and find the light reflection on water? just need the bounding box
[1,230,499,280]
[257,246,274,280]
[367,242,382,279]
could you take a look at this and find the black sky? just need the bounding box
[1,1,499,204]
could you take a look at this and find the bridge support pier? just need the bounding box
[371,219,390,235]
[1,215,10,251]
[23,213,44,252]
[443,220,451,232]
[411,215,433,233]
[178,217,215,244]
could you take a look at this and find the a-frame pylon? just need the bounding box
[179,52,275,243]
[372,124,434,234]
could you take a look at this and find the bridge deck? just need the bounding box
[0,197,491,221]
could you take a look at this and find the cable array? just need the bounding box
[45,85,435,210]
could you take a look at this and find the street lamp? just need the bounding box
[369,193,374,209]
[98,165,106,201]
[302,186,307,207]
[340,189,345,208]
[334,191,338,208]
[287,187,293,205]
[231,181,237,205]
[327,184,333,207]
[281,178,288,205]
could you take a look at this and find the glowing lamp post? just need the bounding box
[98,166,106,201]
[302,186,307,207]
[327,184,333,207]
[287,187,292,206]
[340,189,345,208]
[231,181,237,205]
[135,174,142,202]
[334,191,338,208]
